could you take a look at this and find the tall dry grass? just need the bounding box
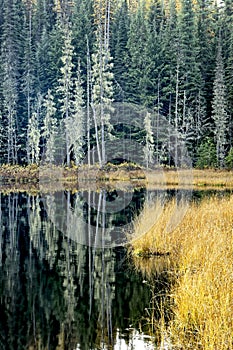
[131,195,233,349]
[146,168,233,187]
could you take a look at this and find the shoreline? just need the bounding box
[0,164,233,188]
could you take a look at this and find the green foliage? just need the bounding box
[212,35,228,168]
[196,137,217,168]
[112,0,130,101]
[225,147,233,169]
[0,0,232,168]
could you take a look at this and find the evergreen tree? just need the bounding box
[212,34,228,168]
[56,19,75,166]
[153,0,177,115]
[223,0,233,145]
[27,94,42,164]
[142,0,166,108]
[111,0,130,101]
[143,111,154,168]
[0,111,6,163]
[72,0,94,79]
[177,0,205,157]
[225,147,233,168]
[196,0,216,133]
[42,89,57,164]
[125,2,150,104]
[91,0,114,166]
[34,0,57,95]
[21,0,37,155]
[196,137,217,168]
[41,14,64,95]
[71,60,85,165]
[0,0,22,164]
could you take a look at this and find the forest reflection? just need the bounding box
[0,190,169,350]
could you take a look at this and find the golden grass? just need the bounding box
[130,195,233,349]
[146,168,233,187]
[1,164,233,187]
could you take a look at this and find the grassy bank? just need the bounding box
[0,163,146,183]
[0,164,233,187]
[147,168,233,187]
[130,195,233,349]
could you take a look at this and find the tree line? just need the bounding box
[0,0,233,168]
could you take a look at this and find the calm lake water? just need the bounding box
[0,187,232,350]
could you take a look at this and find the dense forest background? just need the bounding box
[0,0,233,168]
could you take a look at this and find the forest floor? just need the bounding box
[0,164,233,191]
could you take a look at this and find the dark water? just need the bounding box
[0,190,168,350]
[0,188,231,350]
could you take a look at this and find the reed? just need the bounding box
[131,195,233,349]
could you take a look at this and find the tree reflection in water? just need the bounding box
[0,190,168,350]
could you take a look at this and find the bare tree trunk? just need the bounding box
[175,63,179,166]
[87,37,91,167]
[91,103,102,166]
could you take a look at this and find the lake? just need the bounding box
[0,186,232,349]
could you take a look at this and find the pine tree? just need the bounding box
[212,34,228,168]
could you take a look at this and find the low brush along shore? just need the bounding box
[0,163,233,187]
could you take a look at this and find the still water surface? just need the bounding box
[0,188,231,349]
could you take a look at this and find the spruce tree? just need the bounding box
[212,34,228,168]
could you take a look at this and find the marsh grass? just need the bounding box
[147,168,233,187]
[1,164,233,187]
[131,195,233,349]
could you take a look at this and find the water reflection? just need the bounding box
[0,191,167,350]
[40,188,146,248]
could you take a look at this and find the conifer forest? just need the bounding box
[0,0,233,169]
